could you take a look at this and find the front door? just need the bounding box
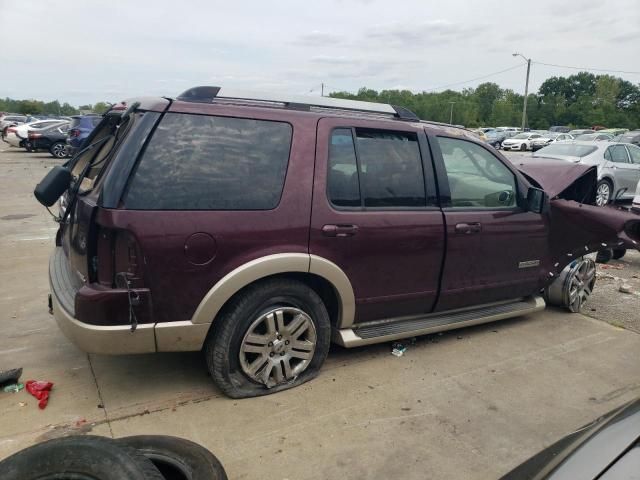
[309,117,445,324]
[430,134,550,312]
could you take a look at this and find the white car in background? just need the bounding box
[5,120,66,147]
[501,132,542,151]
[530,132,574,152]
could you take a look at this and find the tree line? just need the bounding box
[0,98,111,116]
[2,72,638,128]
[330,72,640,130]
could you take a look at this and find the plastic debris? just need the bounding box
[18,402,27,407]
[3,383,24,393]
[0,368,23,386]
[619,284,633,294]
[25,380,54,409]
[391,342,407,357]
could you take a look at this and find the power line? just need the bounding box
[423,64,524,92]
[533,61,640,75]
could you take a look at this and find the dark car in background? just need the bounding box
[485,129,516,149]
[66,114,102,155]
[500,398,640,480]
[26,122,70,158]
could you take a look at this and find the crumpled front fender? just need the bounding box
[515,158,640,284]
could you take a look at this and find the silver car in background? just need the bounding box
[533,141,640,206]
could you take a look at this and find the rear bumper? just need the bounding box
[49,247,209,354]
[50,288,157,354]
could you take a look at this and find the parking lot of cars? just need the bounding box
[1,107,640,478]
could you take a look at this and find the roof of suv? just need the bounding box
[127,86,477,141]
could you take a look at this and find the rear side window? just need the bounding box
[604,145,629,163]
[327,128,426,208]
[125,113,292,210]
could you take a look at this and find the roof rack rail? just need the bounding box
[176,86,421,122]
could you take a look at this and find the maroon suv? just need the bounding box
[36,87,639,398]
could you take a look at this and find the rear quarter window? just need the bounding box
[124,113,292,210]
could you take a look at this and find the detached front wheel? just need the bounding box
[205,278,331,398]
[545,257,596,313]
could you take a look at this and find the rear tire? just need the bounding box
[118,435,228,480]
[595,180,612,206]
[49,141,67,158]
[596,249,613,264]
[612,248,626,260]
[0,435,164,480]
[205,278,331,398]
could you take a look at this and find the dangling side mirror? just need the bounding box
[527,187,548,214]
[34,165,72,207]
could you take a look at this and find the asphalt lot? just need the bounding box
[1,145,639,479]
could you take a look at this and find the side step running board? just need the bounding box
[333,296,545,348]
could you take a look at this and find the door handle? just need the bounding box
[455,222,482,234]
[322,224,358,237]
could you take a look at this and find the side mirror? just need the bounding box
[527,187,547,214]
[34,165,72,207]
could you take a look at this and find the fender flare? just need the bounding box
[190,253,356,329]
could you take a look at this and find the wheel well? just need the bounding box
[599,177,613,186]
[214,273,342,329]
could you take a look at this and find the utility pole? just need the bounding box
[512,53,531,131]
[449,102,455,124]
[321,83,324,97]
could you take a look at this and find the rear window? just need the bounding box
[70,118,81,128]
[124,113,292,210]
[537,144,598,157]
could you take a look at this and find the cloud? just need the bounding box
[364,20,482,46]
[294,31,345,46]
[311,55,357,65]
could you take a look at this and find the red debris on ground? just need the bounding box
[25,380,54,409]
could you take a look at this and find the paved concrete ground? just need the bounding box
[1,145,639,479]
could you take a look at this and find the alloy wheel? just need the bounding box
[239,307,317,388]
[595,182,610,206]
[565,258,596,312]
[546,257,596,313]
[51,143,67,158]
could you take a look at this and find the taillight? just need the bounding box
[69,129,81,138]
[7,127,17,133]
[94,227,143,288]
[28,132,43,139]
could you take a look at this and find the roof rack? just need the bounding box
[176,86,420,122]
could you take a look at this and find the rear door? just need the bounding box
[310,118,445,324]
[604,144,636,197]
[429,133,550,311]
[624,145,640,195]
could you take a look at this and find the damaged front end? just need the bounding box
[515,158,640,311]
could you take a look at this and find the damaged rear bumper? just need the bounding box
[49,247,210,354]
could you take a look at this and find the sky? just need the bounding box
[0,0,639,106]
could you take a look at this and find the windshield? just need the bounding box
[536,143,598,157]
[512,133,529,139]
[543,133,560,139]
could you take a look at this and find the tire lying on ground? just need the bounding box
[118,435,228,480]
[0,435,164,480]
